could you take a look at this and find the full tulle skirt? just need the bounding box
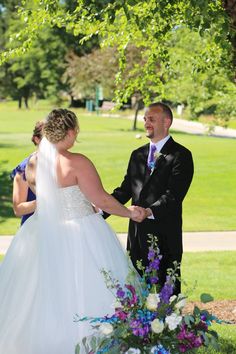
[0,213,130,354]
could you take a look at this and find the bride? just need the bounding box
[0,109,142,354]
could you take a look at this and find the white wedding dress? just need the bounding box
[0,139,131,354]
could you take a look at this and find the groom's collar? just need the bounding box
[149,135,171,153]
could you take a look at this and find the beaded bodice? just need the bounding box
[59,185,95,220]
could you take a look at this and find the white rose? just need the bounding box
[165,313,182,330]
[175,295,186,309]
[125,349,141,354]
[146,293,160,311]
[99,323,113,335]
[169,295,177,303]
[151,319,164,334]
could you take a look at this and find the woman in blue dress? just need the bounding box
[10,121,44,225]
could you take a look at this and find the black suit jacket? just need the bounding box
[109,137,194,264]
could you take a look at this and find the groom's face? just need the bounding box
[144,107,169,142]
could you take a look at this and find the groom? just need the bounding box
[105,102,194,294]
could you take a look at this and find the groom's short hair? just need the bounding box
[148,102,173,123]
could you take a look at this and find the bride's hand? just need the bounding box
[128,206,147,223]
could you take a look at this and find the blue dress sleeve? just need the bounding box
[10,157,30,181]
[10,154,36,225]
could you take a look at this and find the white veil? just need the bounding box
[36,137,61,224]
[32,137,76,349]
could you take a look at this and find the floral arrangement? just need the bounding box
[75,235,222,354]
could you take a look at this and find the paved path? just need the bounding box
[170,118,236,138]
[132,114,236,139]
[1,231,236,255]
[117,231,236,252]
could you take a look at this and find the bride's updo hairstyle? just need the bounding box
[43,109,79,144]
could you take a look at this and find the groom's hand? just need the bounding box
[128,206,147,222]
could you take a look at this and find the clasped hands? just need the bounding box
[128,205,152,223]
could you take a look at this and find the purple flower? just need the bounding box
[125,284,138,305]
[160,283,173,303]
[148,249,156,260]
[130,319,150,337]
[115,310,128,321]
[150,259,161,270]
[196,320,208,331]
[116,288,125,298]
[149,276,159,284]
[177,325,203,351]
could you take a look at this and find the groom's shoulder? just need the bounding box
[171,139,192,156]
[132,143,149,155]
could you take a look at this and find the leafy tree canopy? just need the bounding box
[0,0,235,113]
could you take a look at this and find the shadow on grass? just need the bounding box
[0,162,14,223]
[219,337,236,353]
[198,336,236,353]
[0,143,19,148]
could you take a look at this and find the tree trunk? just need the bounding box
[18,97,22,109]
[132,105,139,131]
[24,95,29,109]
[132,98,143,131]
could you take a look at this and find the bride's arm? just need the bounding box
[74,155,139,219]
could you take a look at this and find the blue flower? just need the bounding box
[151,344,170,354]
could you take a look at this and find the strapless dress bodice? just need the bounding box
[59,185,95,220]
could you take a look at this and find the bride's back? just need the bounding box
[26,150,84,190]
[56,151,79,188]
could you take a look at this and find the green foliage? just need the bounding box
[163,27,236,124]
[1,1,236,125]
[0,0,98,105]
[64,47,118,99]
[0,1,232,98]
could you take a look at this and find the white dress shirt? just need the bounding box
[148,135,170,155]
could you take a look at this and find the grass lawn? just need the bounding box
[182,252,236,300]
[0,101,236,234]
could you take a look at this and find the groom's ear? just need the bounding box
[164,116,172,130]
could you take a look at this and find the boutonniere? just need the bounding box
[154,151,163,160]
[149,152,165,175]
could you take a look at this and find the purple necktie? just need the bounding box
[147,144,157,170]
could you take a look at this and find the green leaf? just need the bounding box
[193,306,201,316]
[200,293,214,303]
[75,344,80,354]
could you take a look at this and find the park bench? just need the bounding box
[100,100,116,111]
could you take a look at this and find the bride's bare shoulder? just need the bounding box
[70,152,94,166]
[69,153,96,176]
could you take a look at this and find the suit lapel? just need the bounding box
[142,137,175,187]
[142,144,150,184]
[160,136,174,155]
